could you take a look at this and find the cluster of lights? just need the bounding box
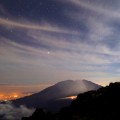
[0,93,19,101]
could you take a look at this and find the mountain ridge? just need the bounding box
[22,82,120,120]
[13,80,101,111]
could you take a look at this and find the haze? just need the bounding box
[0,0,120,100]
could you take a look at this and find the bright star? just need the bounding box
[47,51,50,54]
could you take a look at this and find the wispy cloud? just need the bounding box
[1,0,120,85]
[0,18,79,35]
[69,0,120,19]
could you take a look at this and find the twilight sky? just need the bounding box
[1,0,120,95]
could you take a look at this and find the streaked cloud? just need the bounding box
[69,0,120,19]
[0,0,120,86]
[0,18,79,35]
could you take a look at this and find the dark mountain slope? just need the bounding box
[22,82,120,120]
[13,80,101,112]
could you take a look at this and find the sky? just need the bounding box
[1,0,120,97]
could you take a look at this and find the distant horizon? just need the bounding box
[0,79,119,101]
[1,0,120,101]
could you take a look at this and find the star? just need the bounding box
[47,51,50,54]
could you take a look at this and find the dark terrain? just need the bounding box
[14,80,100,112]
[22,82,120,120]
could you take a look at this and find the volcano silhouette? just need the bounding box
[13,80,101,111]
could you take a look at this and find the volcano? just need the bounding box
[13,80,101,112]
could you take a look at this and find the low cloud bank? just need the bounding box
[0,102,34,120]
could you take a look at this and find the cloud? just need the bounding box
[0,102,34,120]
[69,0,120,19]
[0,18,79,35]
[0,1,119,67]
[0,24,118,71]
[0,33,110,66]
[1,0,120,85]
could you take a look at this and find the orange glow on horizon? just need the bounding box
[13,94,18,98]
[0,84,51,101]
[0,93,25,101]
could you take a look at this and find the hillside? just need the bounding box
[13,80,101,112]
[22,82,120,120]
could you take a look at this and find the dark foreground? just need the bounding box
[22,82,120,120]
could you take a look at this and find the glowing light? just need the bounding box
[13,94,18,98]
[47,51,50,54]
[59,96,77,100]
[66,96,77,100]
[0,93,22,101]
[69,96,77,100]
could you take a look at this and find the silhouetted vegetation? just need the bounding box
[22,82,120,120]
